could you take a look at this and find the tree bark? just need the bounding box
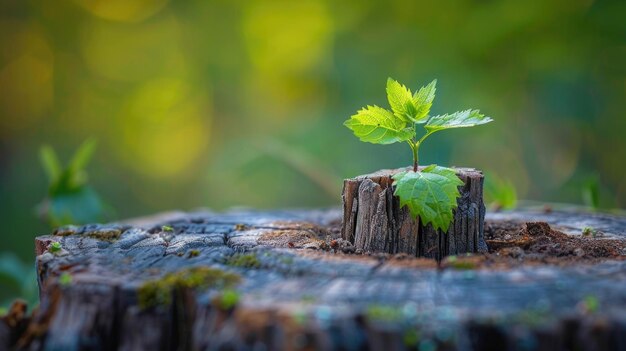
[3,209,626,351]
[341,167,487,260]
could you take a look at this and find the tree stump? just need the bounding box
[341,167,486,260]
[4,208,626,351]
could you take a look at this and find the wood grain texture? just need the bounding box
[3,208,626,351]
[342,167,487,259]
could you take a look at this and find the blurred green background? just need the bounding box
[1,0,625,306]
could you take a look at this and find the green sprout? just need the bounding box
[161,225,174,232]
[582,226,594,237]
[59,272,73,287]
[48,242,62,254]
[344,78,493,231]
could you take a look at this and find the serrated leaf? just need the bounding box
[412,79,437,123]
[425,109,492,132]
[344,105,414,144]
[392,166,464,232]
[386,78,415,122]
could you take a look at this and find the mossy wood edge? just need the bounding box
[342,167,486,260]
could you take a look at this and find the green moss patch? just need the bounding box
[85,228,122,241]
[366,305,403,323]
[138,267,240,310]
[225,253,261,269]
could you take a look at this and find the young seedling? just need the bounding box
[48,242,62,255]
[59,272,73,287]
[344,78,493,231]
[582,226,603,238]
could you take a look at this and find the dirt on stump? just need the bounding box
[485,221,626,260]
[297,219,626,269]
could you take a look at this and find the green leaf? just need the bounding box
[392,166,464,232]
[344,105,414,144]
[40,145,61,184]
[386,78,415,122]
[425,109,492,132]
[412,79,437,123]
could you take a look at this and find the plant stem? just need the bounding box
[412,141,419,172]
[408,127,434,172]
[408,123,419,172]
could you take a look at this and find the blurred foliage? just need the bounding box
[0,0,625,303]
[38,139,108,227]
[581,176,600,210]
[0,253,38,310]
[485,174,518,211]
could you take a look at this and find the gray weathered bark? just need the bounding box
[341,167,487,259]
[2,208,626,351]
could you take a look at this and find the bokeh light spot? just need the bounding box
[0,25,54,135]
[242,1,333,74]
[116,78,211,179]
[80,16,187,81]
[73,0,169,23]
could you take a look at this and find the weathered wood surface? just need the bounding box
[342,167,486,260]
[3,208,626,351]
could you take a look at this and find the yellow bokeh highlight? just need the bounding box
[73,0,169,23]
[81,16,187,81]
[242,1,333,74]
[241,1,333,120]
[116,78,211,179]
[0,23,53,134]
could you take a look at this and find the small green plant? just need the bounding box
[48,242,62,254]
[581,226,602,238]
[59,272,73,287]
[161,225,174,232]
[37,139,107,227]
[582,226,594,237]
[344,78,493,231]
